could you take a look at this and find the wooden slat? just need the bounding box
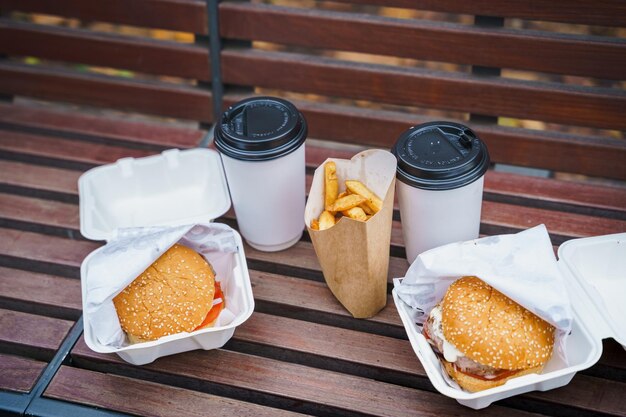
[249,269,402,328]
[527,375,626,416]
[236,312,416,373]
[221,49,626,131]
[483,171,626,213]
[0,194,78,230]
[0,0,208,34]
[70,339,537,417]
[0,62,213,122]
[242,94,626,180]
[258,263,626,387]
[0,103,204,148]
[246,240,404,283]
[481,201,626,239]
[0,308,73,352]
[0,130,154,167]
[0,20,210,81]
[476,123,626,181]
[0,266,82,312]
[248,271,626,379]
[46,366,304,417]
[235,313,626,416]
[3,0,624,28]
[0,228,97,269]
[331,0,626,27]
[220,3,626,80]
[0,160,80,195]
[0,353,46,393]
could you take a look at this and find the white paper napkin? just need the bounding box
[394,224,572,363]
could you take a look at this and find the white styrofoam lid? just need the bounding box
[558,232,626,347]
[79,148,230,241]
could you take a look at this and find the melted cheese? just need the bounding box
[429,305,465,363]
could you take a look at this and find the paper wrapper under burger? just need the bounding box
[305,150,397,318]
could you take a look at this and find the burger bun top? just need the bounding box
[113,243,216,341]
[441,276,554,371]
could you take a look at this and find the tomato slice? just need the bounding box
[194,282,224,331]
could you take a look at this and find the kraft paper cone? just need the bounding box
[304,150,397,318]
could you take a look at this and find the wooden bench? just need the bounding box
[1,1,625,416]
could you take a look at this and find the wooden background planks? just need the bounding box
[219,2,626,80]
[1,0,625,178]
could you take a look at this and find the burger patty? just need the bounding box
[423,308,505,378]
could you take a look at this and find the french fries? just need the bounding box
[327,194,366,212]
[310,161,382,231]
[324,161,338,211]
[359,203,375,215]
[342,206,367,221]
[337,191,350,200]
[318,211,336,230]
[345,180,383,214]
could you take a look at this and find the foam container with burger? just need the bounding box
[79,148,254,365]
[393,225,625,409]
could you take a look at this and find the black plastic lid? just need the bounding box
[214,96,307,161]
[391,121,490,190]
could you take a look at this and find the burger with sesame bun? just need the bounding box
[113,243,225,344]
[422,276,555,392]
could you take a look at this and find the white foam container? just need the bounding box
[393,232,625,409]
[78,148,255,365]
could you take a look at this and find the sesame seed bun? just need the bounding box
[113,244,215,342]
[441,276,555,372]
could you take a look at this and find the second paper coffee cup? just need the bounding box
[391,121,490,263]
[214,96,307,252]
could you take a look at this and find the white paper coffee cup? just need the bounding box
[391,122,490,264]
[214,97,307,252]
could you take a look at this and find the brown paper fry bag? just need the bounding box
[304,150,397,318]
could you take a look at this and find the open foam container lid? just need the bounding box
[558,232,626,347]
[79,148,230,240]
[393,231,625,409]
